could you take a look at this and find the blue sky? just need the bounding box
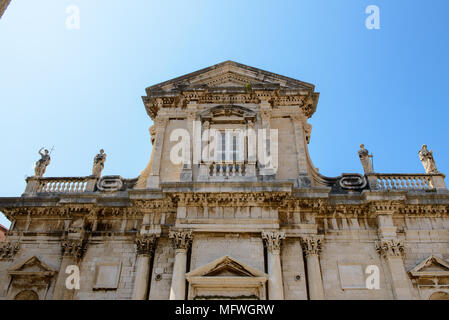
[1,0,448,228]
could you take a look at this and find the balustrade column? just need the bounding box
[132,234,157,300]
[300,235,324,300]
[53,239,87,300]
[262,231,285,300]
[169,230,193,300]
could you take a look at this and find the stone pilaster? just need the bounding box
[375,239,412,299]
[169,229,193,300]
[300,235,324,300]
[291,114,310,186]
[181,103,197,182]
[375,212,413,300]
[262,231,285,300]
[132,234,157,300]
[259,105,276,177]
[146,116,168,188]
[53,239,87,300]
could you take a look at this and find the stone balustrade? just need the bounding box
[372,173,447,191]
[23,176,97,195]
[37,178,89,193]
[210,162,245,177]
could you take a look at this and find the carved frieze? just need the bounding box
[170,192,289,207]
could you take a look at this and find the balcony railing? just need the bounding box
[36,177,90,193]
[24,176,97,195]
[371,173,445,191]
[210,162,245,177]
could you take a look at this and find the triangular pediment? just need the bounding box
[146,60,315,93]
[8,256,56,276]
[186,256,267,279]
[409,255,449,278]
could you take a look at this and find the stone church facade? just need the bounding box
[1,61,449,300]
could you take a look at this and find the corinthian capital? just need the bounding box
[300,235,322,257]
[0,242,20,260]
[135,234,157,256]
[262,231,285,253]
[61,239,87,260]
[376,239,404,258]
[169,229,193,250]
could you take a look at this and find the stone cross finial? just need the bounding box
[419,144,439,174]
[358,144,374,174]
[92,149,106,177]
[34,147,51,177]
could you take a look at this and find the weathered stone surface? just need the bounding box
[0,61,448,300]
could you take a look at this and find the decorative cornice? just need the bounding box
[300,236,322,257]
[0,242,20,260]
[135,234,157,256]
[376,239,404,258]
[261,231,285,253]
[169,229,193,250]
[2,197,449,221]
[143,92,317,120]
